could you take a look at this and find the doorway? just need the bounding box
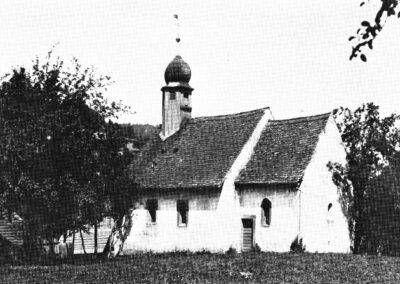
[241,218,254,252]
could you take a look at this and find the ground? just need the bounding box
[1,252,400,283]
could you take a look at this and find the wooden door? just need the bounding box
[242,218,254,252]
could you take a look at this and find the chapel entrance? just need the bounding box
[241,218,254,252]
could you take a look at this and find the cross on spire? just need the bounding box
[174,14,180,43]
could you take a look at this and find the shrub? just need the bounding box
[290,236,306,253]
[252,243,261,253]
[225,247,237,255]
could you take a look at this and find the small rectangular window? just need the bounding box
[170,92,176,100]
[183,93,189,99]
[177,200,189,226]
[146,199,158,223]
[261,198,272,227]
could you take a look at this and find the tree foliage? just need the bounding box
[363,153,400,255]
[0,52,134,257]
[328,102,400,253]
[350,0,399,61]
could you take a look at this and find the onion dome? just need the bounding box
[164,55,191,84]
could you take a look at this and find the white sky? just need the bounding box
[0,0,399,125]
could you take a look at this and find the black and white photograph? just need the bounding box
[1,0,400,282]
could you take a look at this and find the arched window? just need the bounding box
[146,199,158,223]
[177,200,189,227]
[327,203,334,225]
[261,198,272,226]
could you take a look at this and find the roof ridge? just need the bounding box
[270,112,331,124]
[191,107,269,122]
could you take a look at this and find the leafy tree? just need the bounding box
[328,102,400,253]
[350,0,399,61]
[362,153,400,255]
[0,52,134,257]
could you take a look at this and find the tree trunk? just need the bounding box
[72,231,75,254]
[49,238,55,256]
[353,220,363,254]
[94,223,98,255]
[353,189,366,254]
[79,229,87,254]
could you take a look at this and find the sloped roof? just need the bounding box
[131,108,267,189]
[236,113,331,185]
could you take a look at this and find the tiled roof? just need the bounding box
[131,108,267,189]
[236,113,331,185]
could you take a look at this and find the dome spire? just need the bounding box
[160,19,194,139]
[163,15,191,86]
[164,55,191,85]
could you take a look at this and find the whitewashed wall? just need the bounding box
[299,115,350,253]
[123,189,231,253]
[238,186,299,252]
[124,185,300,253]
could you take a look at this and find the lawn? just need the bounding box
[1,252,400,283]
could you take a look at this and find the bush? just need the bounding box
[290,236,306,253]
[252,243,261,253]
[361,155,400,256]
[225,247,237,255]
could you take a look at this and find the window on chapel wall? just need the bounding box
[177,200,189,227]
[261,198,272,226]
[146,199,158,223]
[327,203,334,225]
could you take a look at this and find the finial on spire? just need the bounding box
[174,14,180,43]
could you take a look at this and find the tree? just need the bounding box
[328,102,400,253]
[0,52,134,258]
[350,0,399,61]
[362,153,400,255]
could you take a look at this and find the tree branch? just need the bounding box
[350,0,398,61]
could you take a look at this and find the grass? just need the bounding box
[1,251,400,283]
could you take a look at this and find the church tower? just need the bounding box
[160,55,193,139]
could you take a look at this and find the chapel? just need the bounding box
[111,55,351,254]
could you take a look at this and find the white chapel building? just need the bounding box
[113,55,351,254]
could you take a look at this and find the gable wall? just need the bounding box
[299,115,350,253]
[238,185,299,252]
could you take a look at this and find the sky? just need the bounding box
[0,0,400,125]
